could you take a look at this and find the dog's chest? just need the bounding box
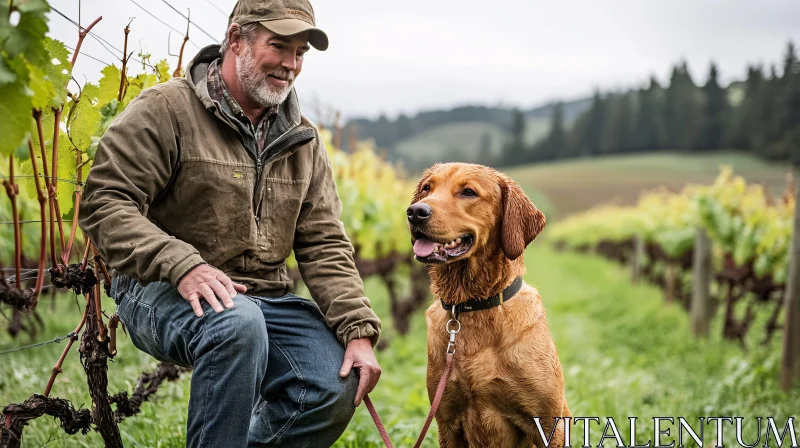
[448,344,520,410]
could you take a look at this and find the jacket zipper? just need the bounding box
[253,123,319,225]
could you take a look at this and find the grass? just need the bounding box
[504,151,793,221]
[3,240,798,447]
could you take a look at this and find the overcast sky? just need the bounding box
[47,0,800,120]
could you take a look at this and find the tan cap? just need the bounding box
[228,0,329,51]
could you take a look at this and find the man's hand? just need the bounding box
[339,338,381,406]
[177,264,248,317]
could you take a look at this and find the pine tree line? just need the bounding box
[496,41,800,166]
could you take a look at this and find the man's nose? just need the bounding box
[407,203,432,225]
[282,54,298,72]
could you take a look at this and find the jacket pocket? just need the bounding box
[166,158,259,266]
[259,179,308,261]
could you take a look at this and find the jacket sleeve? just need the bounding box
[293,133,382,347]
[79,87,206,287]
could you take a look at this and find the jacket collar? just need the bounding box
[440,277,524,314]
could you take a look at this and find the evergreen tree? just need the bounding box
[728,65,764,150]
[777,41,800,163]
[500,108,527,165]
[634,77,665,151]
[663,61,701,149]
[600,93,636,154]
[698,62,729,150]
[541,101,567,160]
[572,90,606,157]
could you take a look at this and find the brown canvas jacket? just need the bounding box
[79,45,381,347]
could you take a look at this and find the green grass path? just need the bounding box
[2,244,798,446]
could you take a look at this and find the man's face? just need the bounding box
[233,26,310,107]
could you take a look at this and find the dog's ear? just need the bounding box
[500,177,546,260]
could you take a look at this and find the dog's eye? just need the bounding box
[422,184,431,192]
[462,188,477,197]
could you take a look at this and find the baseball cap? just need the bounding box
[228,0,329,51]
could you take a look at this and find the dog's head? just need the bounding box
[406,163,546,264]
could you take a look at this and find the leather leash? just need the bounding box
[363,309,461,448]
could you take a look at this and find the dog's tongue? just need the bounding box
[413,238,437,257]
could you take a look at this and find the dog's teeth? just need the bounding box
[455,238,462,244]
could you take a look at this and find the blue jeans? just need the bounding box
[110,276,358,447]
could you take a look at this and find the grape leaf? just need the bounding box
[28,62,54,111]
[2,0,49,63]
[56,132,79,217]
[0,55,33,156]
[43,37,71,108]
[67,90,101,151]
[0,55,18,84]
[96,65,121,107]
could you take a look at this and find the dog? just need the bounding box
[406,162,571,447]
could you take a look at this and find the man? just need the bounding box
[78,1,382,446]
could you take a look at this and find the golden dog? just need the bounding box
[407,162,571,447]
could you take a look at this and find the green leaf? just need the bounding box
[43,37,72,108]
[2,1,49,63]
[67,92,101,151]
[0,56,18,84]
[0,56,33,157]
[97,65,121,106]
[27,62,54,111]
[19,157,43,200]
[54,130,79,216]
[155,59,171,82]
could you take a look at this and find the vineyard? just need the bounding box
[4,1,800,447]
[0,2,430,445]
[549,166,799,361]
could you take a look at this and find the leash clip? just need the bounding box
[445,313,461,355]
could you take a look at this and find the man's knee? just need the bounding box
[312,369,358,429]
[204,295,267,352]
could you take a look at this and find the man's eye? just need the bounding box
[462,188,477,197]
[271,43,284,50]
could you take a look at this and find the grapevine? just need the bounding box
[550,166,794,346]
[0,1,429,445]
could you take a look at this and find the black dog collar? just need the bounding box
[441,277,524,314]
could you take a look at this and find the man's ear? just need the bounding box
[500,177,546,260]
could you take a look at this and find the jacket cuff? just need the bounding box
[342,323,380,348]
[169,254,207,287]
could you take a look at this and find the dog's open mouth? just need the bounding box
[412,232,474,263]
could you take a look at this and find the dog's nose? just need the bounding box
[407,203,432,225]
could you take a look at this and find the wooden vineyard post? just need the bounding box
[691,227,712,337]
[631,234,644,284]
[664,264,677,303]
[781,167,800,391]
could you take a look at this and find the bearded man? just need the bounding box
[78,1,382,446]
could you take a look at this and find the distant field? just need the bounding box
[504,151,793,221]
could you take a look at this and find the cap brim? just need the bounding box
[259,19,329,51]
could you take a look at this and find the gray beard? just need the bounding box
[235,45,294,108]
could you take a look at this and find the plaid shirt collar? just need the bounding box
[206,59,278,157]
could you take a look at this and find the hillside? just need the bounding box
[393,117,551,171]
[504,151,793,221]
[344,97,591,164]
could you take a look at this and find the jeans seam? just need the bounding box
[123,294,162,349]
[198,323,220,447]
[266,339,306,444]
